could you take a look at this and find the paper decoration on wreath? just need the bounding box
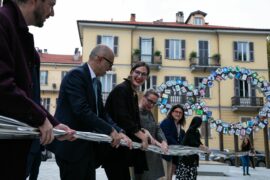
[156,66,269,136]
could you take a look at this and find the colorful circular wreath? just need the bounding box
[156,66,269,136]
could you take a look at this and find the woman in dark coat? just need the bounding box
[240,137,252,176]
[103,62,151,180]
[175,116,208,180]
[160,104,186,180]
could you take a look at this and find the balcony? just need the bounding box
[231,96,264,112]
[132,54,162,70]
[168,95,187,106]
[40,83,59,93]
[189,57,221,72]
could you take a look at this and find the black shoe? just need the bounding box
[243,173,246,176]
[247,173,250,176]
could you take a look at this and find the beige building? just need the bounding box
[40,49,82,115]
[77,10,270,152]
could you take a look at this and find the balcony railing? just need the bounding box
[189,57,221,72]
[231,96,264,111]
[168,95,187,106]
[132,54,162,70]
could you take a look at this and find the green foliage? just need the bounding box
[133,49,141,55]
[154,50,161,56]
[212,53,221,61]
[189,51,197,59]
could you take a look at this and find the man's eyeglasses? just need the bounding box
[146,98,157,105]
[134,70,148,78]
[97,55,113,67]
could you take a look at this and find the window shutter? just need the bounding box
[195,77,199,87]
[165,76,169,82]
[112,74,117,88]
[97,35,101,45]
[114,36,118,56]
[139,37,142,53]
[251,84,256,97]
[181,40,186,59]
[249,42,254,62]
[152,38,154,62]
[165,39,169,59]
[152,76,157,89]
[234,79,240,96]
[233,41,238,61]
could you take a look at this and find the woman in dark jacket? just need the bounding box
[240,137,252,176]
[175,116,208,180]
[160,104,186,180]
[103,62,151,180]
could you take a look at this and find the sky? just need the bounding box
[30,0,270,55]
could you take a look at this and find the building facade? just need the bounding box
[77,11,270,152]
[40,50,82,115]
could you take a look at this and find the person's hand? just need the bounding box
[199,145,210,153]
[140,132,149,150]
[141,128,155,144]
[160,141,168,153]
[38,118,54,145]
[119,132,133,149]
[110,129,121,148]
[135,130,149,150]
[54,123,76,141]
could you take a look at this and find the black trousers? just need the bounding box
[0,139,32,180]
[56,155,96,180]
[104,164,131,180]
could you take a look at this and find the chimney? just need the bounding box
[176,11,184,23]
[73,48,80,61]
[130,13,136,22]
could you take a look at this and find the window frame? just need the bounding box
[40,71,48,85]
[165,39,185,60]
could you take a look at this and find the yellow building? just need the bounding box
[77,10,270,152]
[40,50,82,115]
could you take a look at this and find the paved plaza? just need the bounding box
[34,159,270,180]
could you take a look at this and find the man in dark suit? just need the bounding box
[0,0,74,179]
[52,45,131,180]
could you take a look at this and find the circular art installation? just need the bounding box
[156,66,269,136]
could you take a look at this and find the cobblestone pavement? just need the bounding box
[35,160,270,180]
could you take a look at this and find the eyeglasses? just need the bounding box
[102,56,113,68]
[133,70,148,78]
[146,98,157,105]
[173,110,183,114]
[96,55,113,68]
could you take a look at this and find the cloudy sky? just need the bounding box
[30,0,270,55]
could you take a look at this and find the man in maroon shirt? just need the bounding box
[0,0,74,179]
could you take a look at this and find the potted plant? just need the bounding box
[211,53,221,65]
[189,51,197,65]
[132,49,141,63]
[153,50,162,64]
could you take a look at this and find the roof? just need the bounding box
[39,53,82,64]
[77,19,270,46]
[185,10,207,23]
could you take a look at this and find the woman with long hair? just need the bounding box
[160,104,186,180]
[175,116,208,180]
[103,62,152,180]
[241,137,252,176]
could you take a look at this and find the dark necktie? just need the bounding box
[92,77,99,116]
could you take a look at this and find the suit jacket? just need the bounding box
[160,117,185,163]
[0,1,58,127]
[51,63,117,163]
